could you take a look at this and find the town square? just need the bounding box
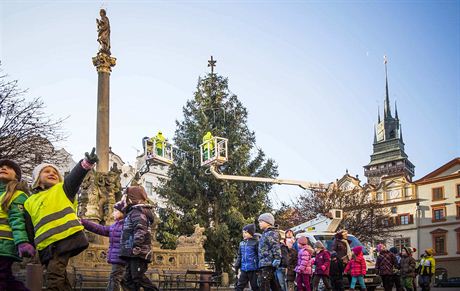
[0,1,459,291]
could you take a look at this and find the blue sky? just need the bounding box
[1,1,459,207]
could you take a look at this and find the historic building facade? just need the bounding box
[362,62,418,251]
[415,158,460,276]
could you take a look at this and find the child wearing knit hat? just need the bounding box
[258,213,281,291]
[313,240,333,290]
[234,224,259,291]
[418,248,436,291]
[24,148,98,290]
[344,246,367,291]
[0,159,34,291]
[119,186,156,291]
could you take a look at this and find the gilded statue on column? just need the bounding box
[96,9,111,55]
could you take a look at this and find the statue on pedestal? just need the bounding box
[96,9,111,55]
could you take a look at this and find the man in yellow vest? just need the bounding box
[24,148,98,290]
[203,131,215,160]
[154,131,166,156]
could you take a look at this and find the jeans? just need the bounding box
[350,276,366,289]
[0,256,29,291]
[276,268,288,291]
[418,275,432,291]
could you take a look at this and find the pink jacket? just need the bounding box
[345,253,367,277]
[295,247,313,275]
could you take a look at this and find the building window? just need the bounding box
[391,207,397,214]
[432,206,446,222]
[431,228,448,255]
[145,181,153,197]
[456,228,460,254]
[457,184,460,198]
[457,202,460,219]
[394,238,411,252]
[400,214,409,225]
[432,187,444,201]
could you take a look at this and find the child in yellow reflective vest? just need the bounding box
[0,159,35,291]
[24,148,98,290]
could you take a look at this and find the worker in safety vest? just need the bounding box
[24,148,98,290]
[153,131,166,156]
[202,131,215,160]
[0,159,35,291]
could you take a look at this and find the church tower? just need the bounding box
[364,58,415,185]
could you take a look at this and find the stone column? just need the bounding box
[92,52,116,173]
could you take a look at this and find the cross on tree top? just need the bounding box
[208,56,217,74]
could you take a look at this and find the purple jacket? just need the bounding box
[314,249,331,276]
[81,219,125,265]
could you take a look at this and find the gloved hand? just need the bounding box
[85,147,99,164]
[272,259,281,267]
[321,265,326,271]
[18,243,35,258]
[132,247,141,255]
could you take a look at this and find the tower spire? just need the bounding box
[374,125,377,143]
[395,100,399,120]
[384,56,392,119]
[378,105,381,123]
[399,123,404,142]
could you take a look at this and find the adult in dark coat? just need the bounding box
[332,230,352,264]
[120,186,157,291]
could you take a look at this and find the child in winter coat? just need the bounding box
[376,243,397,291]
[329,252,345,291]
[119,186,157,291]
[81,201,125,291]
[24,149,98,290]
[234,224,259,291]
[417,248,435,291]
[294,236,314,291]
[285,237,298,291]
[313,241,332,291]
[0,159,35,291]
[344,245,367,291]
[258,212,281,291]
[399,246,416,291]
[389,247,403,291]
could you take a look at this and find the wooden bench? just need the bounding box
[72,267,110,291]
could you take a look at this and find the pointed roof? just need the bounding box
[384,56,392,119]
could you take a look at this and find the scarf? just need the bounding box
[342,239,352,260]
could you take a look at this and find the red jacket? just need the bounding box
[345,253,367,276]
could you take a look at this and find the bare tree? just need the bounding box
[0,65,67,179]
[295,186,395,244]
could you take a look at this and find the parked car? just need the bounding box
[437,277,460,287]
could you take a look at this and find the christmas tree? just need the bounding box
[157,65,278,272]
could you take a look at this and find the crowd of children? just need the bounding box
[0,150,158,291]
[235,221,437,291]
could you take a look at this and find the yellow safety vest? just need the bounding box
[203,133,214,151]
[24,183,83,251]
[0,190,25,240]
[155,134,165,149]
